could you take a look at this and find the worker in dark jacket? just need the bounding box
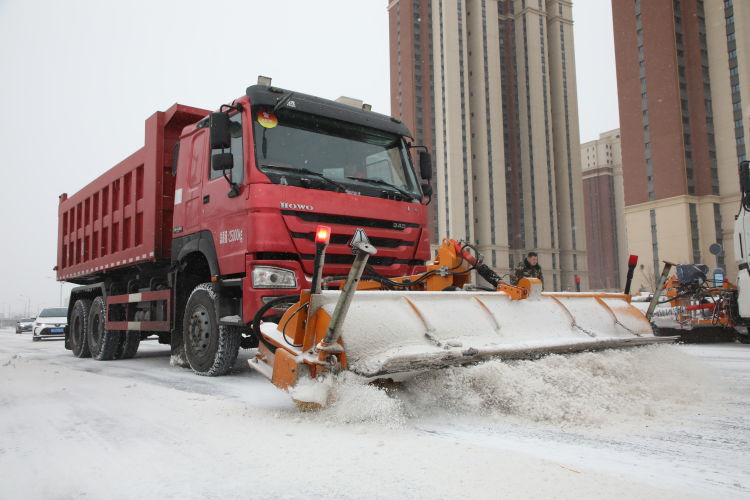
[511,252,544,287]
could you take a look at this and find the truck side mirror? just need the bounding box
[210,112,232,150]
[421,182,433,199]
[419,151,432,181]
[740,160,750,192]
[212,152,234,171]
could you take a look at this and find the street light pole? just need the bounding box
[19,294,30,317]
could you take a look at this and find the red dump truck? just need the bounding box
[57,80,433,375]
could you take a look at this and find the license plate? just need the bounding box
[51,328,63,333]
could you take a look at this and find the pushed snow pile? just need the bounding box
[290,376,334,408]
[313,372,406,428]
[303,345,721,429]
[399,344,720,427]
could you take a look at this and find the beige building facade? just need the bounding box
[614,0,748,292]
[389,0,588,291]
[581,129,627,290]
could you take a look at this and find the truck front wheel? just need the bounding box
[87,296,120,361]
[70,299,92,358]
[182,283,240,376]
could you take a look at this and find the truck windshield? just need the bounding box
[252,108,421,202]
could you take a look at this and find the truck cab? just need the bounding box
[734,160,750,317]
[171,84,432,339]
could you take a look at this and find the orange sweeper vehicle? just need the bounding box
[55,78,673,403]
[638,160,750,345]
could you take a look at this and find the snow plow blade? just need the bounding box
[250,236,676,399]
[261,290,675,380]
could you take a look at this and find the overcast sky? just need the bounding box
[0,0,618,316]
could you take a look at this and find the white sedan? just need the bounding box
[32,307,68,342]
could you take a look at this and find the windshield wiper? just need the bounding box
[345,176,418,201]
[260,163,347,193]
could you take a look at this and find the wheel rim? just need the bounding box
[188,304,212,358]
[72,313,83,347]
[91,312,102,349]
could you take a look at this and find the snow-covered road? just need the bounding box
[1,328,748,499]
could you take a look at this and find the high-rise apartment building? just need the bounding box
[389,0,588,291]
[613,0,748,290]
[581,129,627,291]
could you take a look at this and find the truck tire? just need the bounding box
[116,332,141,360]
[183,283,240,376]
[87,296,120,361]
[70,299,92,358]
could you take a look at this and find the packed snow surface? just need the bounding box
[1,329,748,499]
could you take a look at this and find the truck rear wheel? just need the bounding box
[183,283,240,376]
[87,296,120,361]
[70,299,92,358]
[116,332,141,359]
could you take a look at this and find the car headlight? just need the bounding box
[251,266,298,289]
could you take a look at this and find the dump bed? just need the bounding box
[57,104,210,283]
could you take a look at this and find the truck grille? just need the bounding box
[299,254,423,267]
[280,209,424,274]
[280,210,419,231]
[290,232,413,249]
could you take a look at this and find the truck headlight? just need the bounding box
[251,266,298,289]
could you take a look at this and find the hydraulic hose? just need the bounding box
[245,295,300,351]
[324,242,481,290]
[475,264,504,289]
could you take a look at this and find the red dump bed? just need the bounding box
[57,104,210,282]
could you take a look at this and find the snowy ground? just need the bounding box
[1,328,748,499]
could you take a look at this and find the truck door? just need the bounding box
[173,131,208,238]
[201,111,248,275]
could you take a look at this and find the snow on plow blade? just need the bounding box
[311,290,675,379]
